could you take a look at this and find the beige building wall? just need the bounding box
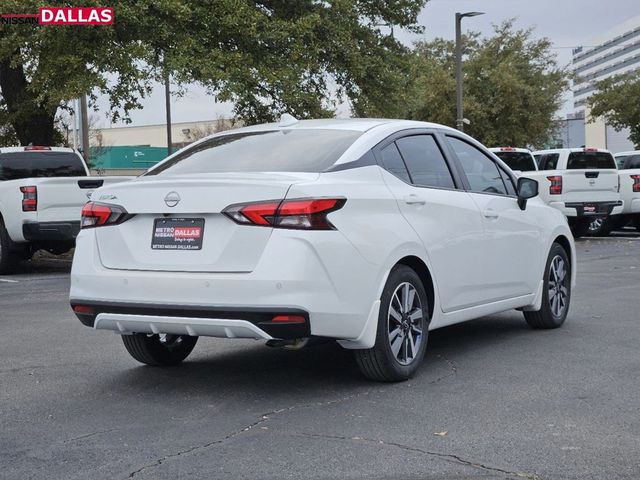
[91,119,235,148]
[584,108,607,149]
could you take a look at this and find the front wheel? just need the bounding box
[122,333,198,366]
[523,243,571,329]
[354,265,429,382]
[0,219,20,275]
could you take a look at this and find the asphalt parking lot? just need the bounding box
[1,234,639,480]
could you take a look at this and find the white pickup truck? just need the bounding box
[611,151,640,232]
[0,146,133,273]
[528,148,622,237]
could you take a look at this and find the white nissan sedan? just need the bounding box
[70,118,575,382]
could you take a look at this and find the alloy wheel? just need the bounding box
[387,282,424,366]
[548,255,568,318]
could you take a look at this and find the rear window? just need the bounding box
[567,151,616,169]
[0,151,86,181]
[146,129,362,176]
[493,152,536,171]
[620,155,640,170]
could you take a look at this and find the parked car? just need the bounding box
[528,148,621,237]
[70,118,576,382]
[610,151,640,232]
[0,146,133,273]
[489,147,537,172]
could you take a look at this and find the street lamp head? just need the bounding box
[459,11,485,18]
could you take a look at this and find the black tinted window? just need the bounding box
[396,135,455,189]
[621,155,640,170]
[380,143,411,183]
[447,137,507,195]
[0,151,86,180]
[146,129,361,175]
[567,151,616,169]
[493,151,536,171]
[538,154,559,170]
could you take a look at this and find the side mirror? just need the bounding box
[516,177,538,210]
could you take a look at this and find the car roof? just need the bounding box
[0,146,77,154]
[489,147,532,154]
[614,151,640,156]
[226,118,459,134]
[532,148,612,154]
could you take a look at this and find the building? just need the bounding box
[572,16,640,152]
[89,118,235,173]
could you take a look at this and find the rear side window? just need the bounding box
[493,152,536,171]
[395,135,455,189]
[447,136,508,195]
[380,143,411,183]
[538,154,559,170]
[567,151,616,169]
[146,129,362,175]
[0,151,86,180]
[621,155,640,169]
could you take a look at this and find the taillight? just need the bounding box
[20,186,37,211]
[24,146,51,151]
[547,176,562,195]
[223,198,346,230]
[81,202,130,229]
[631,175,640,193]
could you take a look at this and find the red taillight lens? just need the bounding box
[20,186,37,211]
[547,175,563,195]
[631,175,640,193]
[223,198,345,230]
[72,305,93,314]
[81,201,130,229]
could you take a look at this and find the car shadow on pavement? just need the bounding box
[105,313,535,395]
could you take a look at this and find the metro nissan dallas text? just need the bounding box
[70,118,575,382]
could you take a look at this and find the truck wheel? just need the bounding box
[354,265,429,382]
[634,216,640,233]
[0,219,19,275]
[523,243,571,329]
[587,216,612,237]
[568,218,588,238]
[122,333,198,366]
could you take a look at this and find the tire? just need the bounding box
[354,265,429,382]
[523,243,571,329]
[586,216,612,237]
[634,216,640,233]
[122,333,198,366]
[0,218,20,275]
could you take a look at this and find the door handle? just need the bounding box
[483,208,499,219]
[404,194,426,205]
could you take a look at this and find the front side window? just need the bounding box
[395,135,455,189]
[146,129,362,175]
[447,137,507,195]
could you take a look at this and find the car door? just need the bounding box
[444,135,544,301]
[373,131,488,315]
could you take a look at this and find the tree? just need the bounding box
[358,21,569,147]
[587,72,640,148]
[0,0,427,146]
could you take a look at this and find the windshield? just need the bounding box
[0,151,86,181]
[146,129,362,176]
[567,151,616,169]
[493,151,536,171]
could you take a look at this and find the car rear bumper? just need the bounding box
[23,221,80,243]
[552,200,623,217]
[70,301,310,339]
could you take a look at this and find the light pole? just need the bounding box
[455,11,484,132]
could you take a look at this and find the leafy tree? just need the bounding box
[359,21,569,148]
[587,72,640,148]
[0,0,427,146]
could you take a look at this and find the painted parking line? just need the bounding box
[0,278,19,283]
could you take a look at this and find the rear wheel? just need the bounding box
[523,243,571,329]
[634,216,640,233]
[0,219,20,275]
[355,265,429,382]
[568,218,588,238]
[122,333,198,366]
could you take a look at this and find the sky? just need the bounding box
[93,0,640,128]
